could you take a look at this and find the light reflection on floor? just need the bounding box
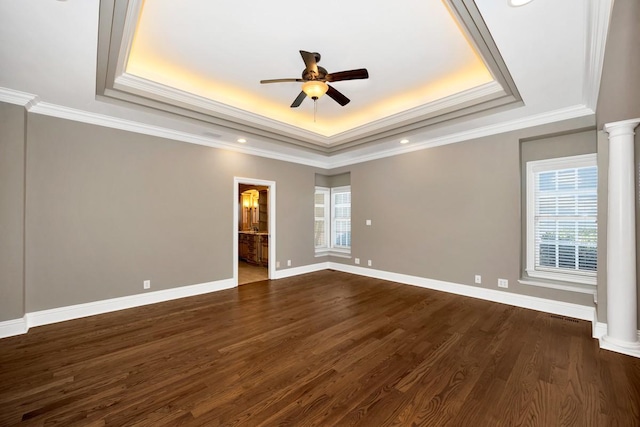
[238,260,268,285]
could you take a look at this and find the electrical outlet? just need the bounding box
[475,275,482,284]
[366,219,372,226]
[355,258,360,265]
[143,280,150,289]
[276,261,280,268]
[287,260,291,267]
[498,278,509,288]
[367,260,372,267]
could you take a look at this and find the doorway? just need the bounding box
[233,177,276,286]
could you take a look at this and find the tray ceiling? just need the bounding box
[98,0,522,153]
[0,0,609,167]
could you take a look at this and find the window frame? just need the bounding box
[314,185,351,257]
[525,153,597,286]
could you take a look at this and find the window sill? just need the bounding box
[518,278,597,295]
[315,249,351,259]
[525,268,596,286]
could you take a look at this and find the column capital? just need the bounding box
[603,118,640,136]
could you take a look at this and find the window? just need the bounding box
[331,186,351,249]
[315,186,351,255]
[314,187,329,249]
[526,154,597,285]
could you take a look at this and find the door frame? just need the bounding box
[233,176,276,285]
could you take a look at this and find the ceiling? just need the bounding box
[0,0,612,168]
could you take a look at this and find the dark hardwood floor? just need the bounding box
[1,270,639,426]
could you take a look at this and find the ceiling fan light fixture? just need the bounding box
[302,81,329,100]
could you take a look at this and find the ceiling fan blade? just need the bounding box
[299,50,319,75]
[326,85,350,106]
[290,91,307,108]
[325,69,369,82]
[260,78,303,84]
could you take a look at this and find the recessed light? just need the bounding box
[400,139,410,144]
[237,138,247,143]
[508,0,533,6]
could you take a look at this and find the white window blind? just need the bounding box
[526,154,597,285]
[314,188,329,249]
[332,187,351,249]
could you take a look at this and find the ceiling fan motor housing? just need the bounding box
[303,66,328,81]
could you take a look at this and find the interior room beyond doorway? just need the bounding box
[238,183,269,285]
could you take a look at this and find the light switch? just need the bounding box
[366,219,372,226]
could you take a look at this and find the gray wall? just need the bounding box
[595,0,640,326]
[20,113,317,312]
[315,172,350,188]
[2,105,601,322]
[596,0,640,128]
[0,106,601,322]
[0,103,26,321]
[328,119,596,307]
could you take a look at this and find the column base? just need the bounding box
[600,334,640,358]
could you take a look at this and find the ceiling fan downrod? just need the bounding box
[313,97,318,122]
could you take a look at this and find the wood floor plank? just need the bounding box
[1,270,639,426]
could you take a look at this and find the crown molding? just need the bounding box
[27,101,330,168]
[115,72,506,149]
[583,0,614,110]
[328,104,595,168]
[1,87,595,170]
[114,73,324,144]
[327,81,504,143]
[0,87,39,108]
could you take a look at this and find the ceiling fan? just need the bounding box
[260,50,369,108]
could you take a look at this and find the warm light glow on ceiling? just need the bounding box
[126,0,496,140]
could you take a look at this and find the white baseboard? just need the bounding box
[9,264,640,358]
[273,262,329,280]
[593,321,607,339]
[599,335,640,358]
[0,278,235,339]
[328,263,596,321]
[592,321,640,358]
[0,317,29,338]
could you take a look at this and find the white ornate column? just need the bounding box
[602,118,640,357]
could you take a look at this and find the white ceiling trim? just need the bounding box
[0,87,594,171]
[13,94,328,168]
[328,104,595,168]
[0,87,39,109]
[324,81,505,144]
[583,0,614,110]
[113,0,142,79]
[114,72,505,147]
[113,73,336,144]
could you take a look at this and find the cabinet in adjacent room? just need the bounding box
[260,235,268,266]
[238,233,268,266]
